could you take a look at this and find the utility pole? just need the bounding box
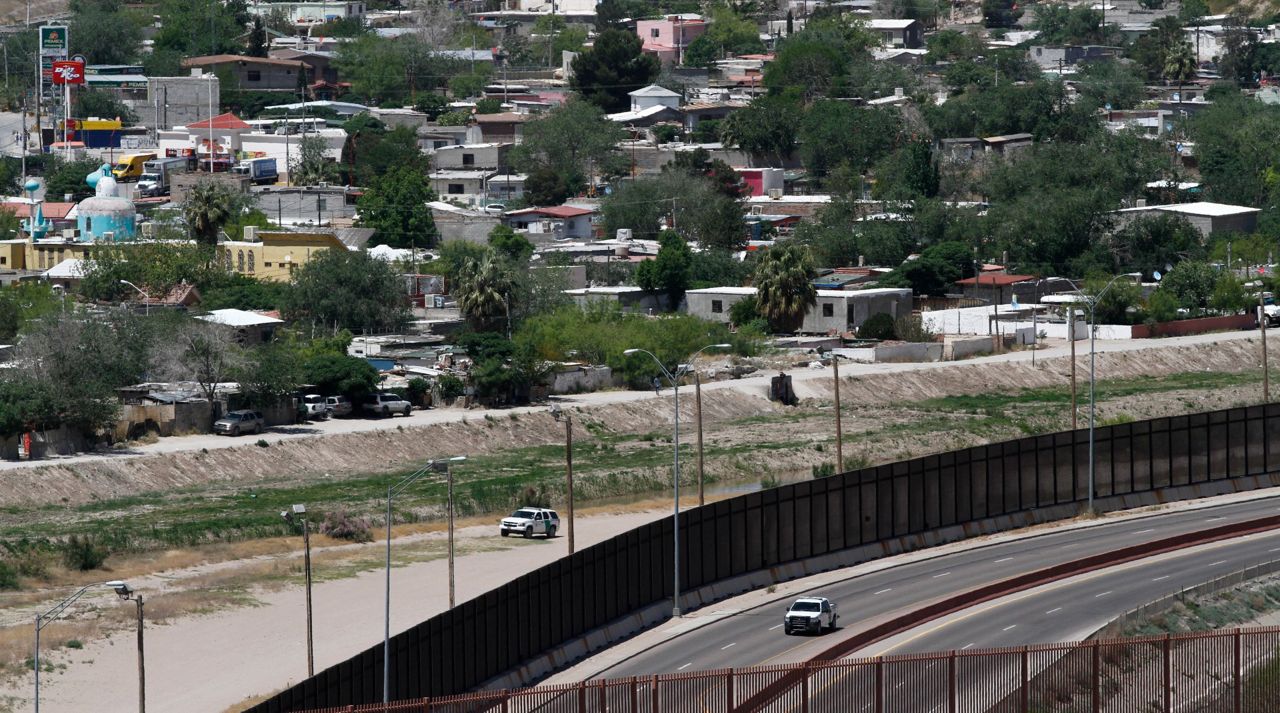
[695,373,705,507]
[134,594,146,713]
[1262,293,1271,402]
[833,353,844,473]
[1070,306,1078,430]
[565,414,574,553]
[303,516,314,677]
[447,462,456,609]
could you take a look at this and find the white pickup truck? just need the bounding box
[783,597,838,635]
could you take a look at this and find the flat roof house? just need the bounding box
[1113,201,1260,238]
[504,206,598,241]
[181,55,311,92]
[685,286,912,334]
[867,19,924,49]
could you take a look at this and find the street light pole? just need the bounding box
[550,404,575,554]
[120,279,150,316]
[623,344,730,618]
[694,372,705,507]
[382,456,465,704]
[281,503,313,677]
[1261,293,1270,402]
[1072,273,1139,512]
[36,582,134,713]
[107,582,146,713]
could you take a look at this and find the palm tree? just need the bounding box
[183,180,237,247]
[1163,42,1197,101]
[753,243,816,333]
[455,253,515,333]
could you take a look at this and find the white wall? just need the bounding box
[922,306,1131,340]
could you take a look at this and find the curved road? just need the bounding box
[595,496,1280,679]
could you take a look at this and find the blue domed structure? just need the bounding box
[75,164,136,241]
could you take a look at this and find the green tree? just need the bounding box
[524,166,574,206]
[1158,260,1217,313]
[1033,4,1118,45]
[488,225,534,262]
[356,166,438,250]
[237,342,302,408]
[44,158,104,201]
[682,5,765,67]
[635,230,693,308]
[878,241,973,296]
[247,16,268,57]
[1163,41,1198,92]
[982,0,1022,28]
[1105,214,1204,276]
[449,72,489,99]
[455,252,516,332]
[753,244,816,333]
[665,147,744,199]
[153,0,251,57]
[872,140,939,200]
[182,180,239,246]
[798,101,902,180]
[513,99,627,194]
[283,249,410,332]
[341,115,430,187]
[303,353,380,402]
[719,94,802,165]
[289,135,338,186]
[1076,60,1145,110]
[0,283,62,342]
[73,90,138,124]
[70,1,142,65]
[1179,0,1208,22]
[602,171,745,250]
[927,30,985,64]
[570,29,660,112]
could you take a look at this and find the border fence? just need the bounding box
[288,626,1280,713]
[249,404,1280,712]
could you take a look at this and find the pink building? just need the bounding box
[635,14,707,65]
[736,167,784,197]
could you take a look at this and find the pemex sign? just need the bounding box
[39,26,68,57]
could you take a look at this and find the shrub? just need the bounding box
[64,640,83,649]
[256,439,270,448]
[406,377,430,405]
[0,560,17,590]
[519,484,551,509]
[856,313,897,340]
[320,509,373,542]
[62,535,108,571]
[894,314,937,343]
[811,462,836,478]
[438,374,465,401]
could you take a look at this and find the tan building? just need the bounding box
[218,227,373,282]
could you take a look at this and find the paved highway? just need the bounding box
[595,496,1280,680]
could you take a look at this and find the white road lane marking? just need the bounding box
[1152,575,1170,582]
[933,572,951,578]
[1134,529,1154,534]
[677,662,692,671]
[769,624,783,630]
[1096,591,1112,598]
[961,643,974,650]
[875,588,893,595]
[1210,560,1228,566]
[1045,607,1062,615]
[994,557,1014,563]
[1002,625,1017,632]
[722,643,736,650]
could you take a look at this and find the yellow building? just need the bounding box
[218,228,373,282]
[25,240,93,271]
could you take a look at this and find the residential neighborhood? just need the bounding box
[6,0,1280,709]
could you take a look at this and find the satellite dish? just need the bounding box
[1153,270,1162,281]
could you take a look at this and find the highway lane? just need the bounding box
[788,531,1280,713]
[595,495,1280,680]
[871,529,1280,656]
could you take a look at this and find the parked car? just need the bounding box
[783,597,837,635]
[213,410,266,436]
[325,395,353,417]
[301,394,330,420]
[482,203,505,216]
[499,507,560,538]
[363,392,412,417]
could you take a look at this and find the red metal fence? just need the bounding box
[293,626,1280,713]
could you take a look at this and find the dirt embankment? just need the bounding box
[0,337,1264,510]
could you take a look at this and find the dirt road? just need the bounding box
[0,508,674,713]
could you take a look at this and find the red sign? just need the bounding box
[51,61,84,85]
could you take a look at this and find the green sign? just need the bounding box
[39,26,68,56]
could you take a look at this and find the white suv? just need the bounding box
[499,507,560,538]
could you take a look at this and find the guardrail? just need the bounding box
[287,626,1280,713]
[248,404,1280,712]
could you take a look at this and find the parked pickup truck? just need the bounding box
[783,597,838,635]
[362,392,412,417]
[213,410,265,436]
[499,507,559,538]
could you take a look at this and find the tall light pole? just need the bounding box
[1068,273,1141,512]
[281,503,313,677]
[119,279,149,316]
[383,455,465,705]
[35,581,130,713]
[549,403,575,554]
[206,72,214,174]
[623,343,730,617]
[1261,292,1270,402]
[832,351,844,473]
[106,581,145,713]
